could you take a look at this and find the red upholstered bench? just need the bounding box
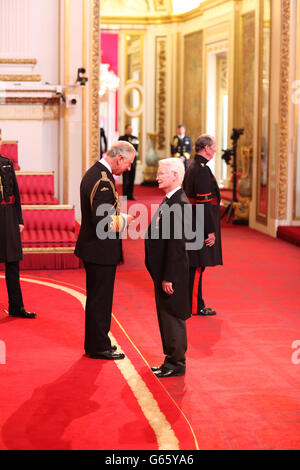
[1,141,20,170]
[21,205,76,249]
[17,171,59,205]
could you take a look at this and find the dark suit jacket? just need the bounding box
[145,188,191,320]
[75,161,123,265]
[0,155,23,263]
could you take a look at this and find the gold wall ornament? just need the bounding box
[154,0,169,12]
[0,58,37,64]
[124,85,143,113]
[277,0,290,220]
[1,97,60,105]
[89,0,100,166]
[155,36,167,151]
[0,74,41,81]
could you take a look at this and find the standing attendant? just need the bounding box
[145,158,191,377]
[75,141,136,359]
[170,124,192,170]
[118,124,139,200]
[183,134,223,316]
[0,136,36,318]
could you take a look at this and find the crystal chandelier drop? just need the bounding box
[99,64,120,96]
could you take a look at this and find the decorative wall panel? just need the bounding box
[155,36,167,151]
[241,11,255,148]
[278,0,290,219]
[89,0,100,165]
[183,31,203,146]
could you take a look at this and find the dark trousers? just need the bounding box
[154,285,187,370]
[189,266,205,315]
[4,261,24,314]
[83,261,117,353]
[122,158,136,199]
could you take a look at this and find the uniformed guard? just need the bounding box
[183,134,223,316]
[118,124,139,200]
[0,136,36,318]
[170,125,192,170]
[75,140,136,359]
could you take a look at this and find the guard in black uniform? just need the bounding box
[0,140,36,318]
[170,124,192,170]
[183,134,223,316]
[118,124,138,200]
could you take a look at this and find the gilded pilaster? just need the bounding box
[277,0,290,220]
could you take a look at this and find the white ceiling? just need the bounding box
[100,0,202,17]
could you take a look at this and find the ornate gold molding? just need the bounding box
[89,0,100,166]
[0,74,41,81]
[278,0,290,220]
[23,247,75,253]
[154,0,170,12]
[16,171,54,175]
[22,204,74,210]
[2,97,60,104]
[0,58,37,64]
[155,37,167,151]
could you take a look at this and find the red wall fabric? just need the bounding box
[101,33,118,75]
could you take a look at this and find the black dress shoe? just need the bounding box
[196,307,216,316]
[128,196,136,200]
[153,366,185,378]
[9,307,36,319]
[88,350,125,360]
[151,365,163,372]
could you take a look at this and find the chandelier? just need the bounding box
[99,64,120,96]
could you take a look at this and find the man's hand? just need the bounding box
[19,224,24,233]
[121,213,135,226]
[162,280,174,295]
[205,232,215,247]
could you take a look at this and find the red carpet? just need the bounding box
[1,186,300,450]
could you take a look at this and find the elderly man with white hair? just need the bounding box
[145,158,191,378]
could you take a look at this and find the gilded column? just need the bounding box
[277,0,290,219]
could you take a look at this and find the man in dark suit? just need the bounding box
[145,158,191,378]
[170,124,192,170]
[183,134,223,316]
[118,124,138,200]
[0,136,36,318]
[75,141,136,360]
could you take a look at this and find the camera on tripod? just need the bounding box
[231,128,244,141]
[220,127,244,223]
[221,128,244,165]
